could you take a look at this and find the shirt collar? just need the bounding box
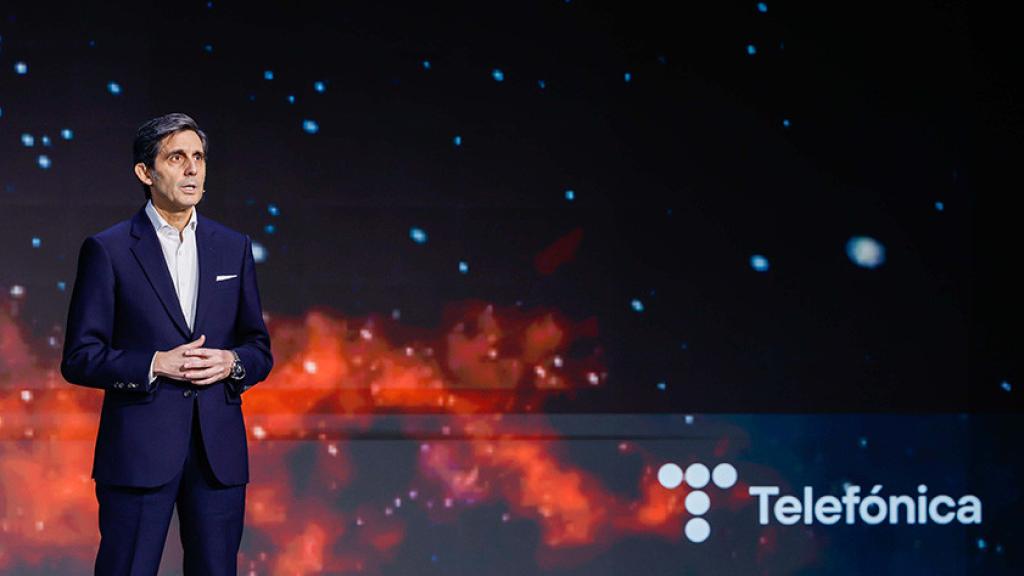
[145,199,197,235]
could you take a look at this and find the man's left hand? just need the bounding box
[181,347,235,386]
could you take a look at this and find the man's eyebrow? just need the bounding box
[163,148,205,157]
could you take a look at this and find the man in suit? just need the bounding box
[61,113,273,575]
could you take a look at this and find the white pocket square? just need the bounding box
[216,274,238,282]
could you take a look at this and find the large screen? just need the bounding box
[0,1,1017,574]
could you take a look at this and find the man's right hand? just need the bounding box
[153,335,206,381]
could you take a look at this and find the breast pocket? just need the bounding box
[214,275,240,292]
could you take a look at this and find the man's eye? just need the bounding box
[169,154,181,162]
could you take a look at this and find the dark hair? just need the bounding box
[133,113,208,199]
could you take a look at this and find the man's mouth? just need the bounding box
[181,184,198,192]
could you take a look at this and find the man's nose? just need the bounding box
[184,158,198,175]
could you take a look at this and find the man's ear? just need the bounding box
[133,163,154,186]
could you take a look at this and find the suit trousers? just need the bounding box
[94,392,246,576]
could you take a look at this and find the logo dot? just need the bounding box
[684,463,710,488]
[684,518,710,543]
[712,463,738,489]
[684,490,710,515]
[657,463,683,489]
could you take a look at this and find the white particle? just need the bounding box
[304,360,318,374]
[409,227,428,244]
[750,254,770,272]
[846,236,886,269]
[251,241,267,263]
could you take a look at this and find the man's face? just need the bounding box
[137,129,206,211]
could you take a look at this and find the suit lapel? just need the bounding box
[129,208,191,339]
[192,213,218,337]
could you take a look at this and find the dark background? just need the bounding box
[0,0,1017,412]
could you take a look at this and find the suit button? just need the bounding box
[183,390,193,398]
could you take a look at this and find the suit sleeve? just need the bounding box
[61,236,154,393]
[228,235,273,395]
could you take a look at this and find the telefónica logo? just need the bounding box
[658,462,983,544]
[657,462,738,543]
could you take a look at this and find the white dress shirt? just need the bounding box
[145,200,199,383]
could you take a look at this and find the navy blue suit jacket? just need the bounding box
[61,205,273,488]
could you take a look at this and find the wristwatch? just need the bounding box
[229,350,246,380]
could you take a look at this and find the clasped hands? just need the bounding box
[153,335,234,386]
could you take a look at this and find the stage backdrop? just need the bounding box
[0,1,1018,574]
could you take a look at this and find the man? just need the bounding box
[61,113,273,575]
